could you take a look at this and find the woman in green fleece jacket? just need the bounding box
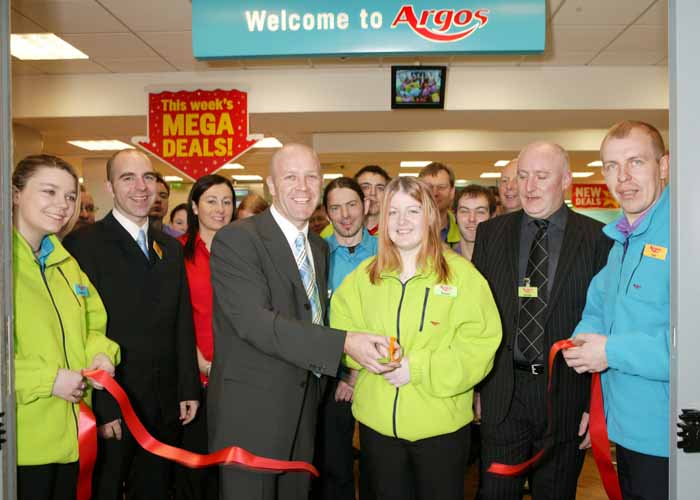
[331,176,501,500]
[12,154,120,500]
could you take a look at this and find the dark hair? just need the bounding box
[419,162,455,187]
[323,176,365,211]
[354,165,391,183]
[183,174,235,260]
[13,154,79,192]
[170,203,188,223]
[154,172,171,195]
[455,184,497,215]
[602,120,666,159]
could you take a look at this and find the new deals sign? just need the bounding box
[193,0,545,58]
[572,184,620,210]
[133,89,258,181]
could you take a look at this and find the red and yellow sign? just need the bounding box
[133,89,258,180]
[572,183,619,209]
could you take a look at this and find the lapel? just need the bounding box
[257,210,308,298]
[308,232,328,314]
[544,207,584,324]
[502,212,523,336]
[102,212,152,266]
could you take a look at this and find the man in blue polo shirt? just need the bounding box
[314,176,378,500]
[563,121,670,500]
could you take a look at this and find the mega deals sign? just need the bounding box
[132,89,258,181]
[572,184,620,210]
[193,0,545,59]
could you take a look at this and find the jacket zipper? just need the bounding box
[392,280,408,438]
[419,287,430,332]
[40,266,80,439]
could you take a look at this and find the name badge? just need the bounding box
[153,241,163,260]
[643,243,667,261]
[74,284,89,297]
[518,286,538,298]
[434,284,457,297]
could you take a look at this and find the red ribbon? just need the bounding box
[77,369,318,500]
[486,339,622,500]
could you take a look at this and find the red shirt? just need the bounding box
[178,233,213,384]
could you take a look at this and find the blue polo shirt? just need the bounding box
[326,228,378,299]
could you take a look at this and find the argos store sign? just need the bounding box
[193,0,545,59]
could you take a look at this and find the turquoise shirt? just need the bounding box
[326,228,378,300]
[574,187,670,457]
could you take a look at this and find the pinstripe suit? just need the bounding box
[472,207,611,499]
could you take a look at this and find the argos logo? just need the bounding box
[390,5,489,43]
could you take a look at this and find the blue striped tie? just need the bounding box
[294,233,323,325]
[136,229,149,258]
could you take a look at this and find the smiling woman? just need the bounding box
[11,154,120,500]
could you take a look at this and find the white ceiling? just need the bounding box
[10,0,669,75]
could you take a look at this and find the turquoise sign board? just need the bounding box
[193,0,545,59]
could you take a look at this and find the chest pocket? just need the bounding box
[624,248,669,306]
[418,285,456,336]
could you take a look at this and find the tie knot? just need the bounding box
[534,219,549,231]
[295,232,306,252]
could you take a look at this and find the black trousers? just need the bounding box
[92,406,181,500]
[360,423,471,500]
[313,380,356,500]
[616,443,668,500]
[17,462,78,500]
[479,370,585,500]
[175,386,218,500]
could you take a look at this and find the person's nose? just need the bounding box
[340,205,350,219]
[468,212,477,223]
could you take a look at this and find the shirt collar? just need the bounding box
[522,203,568,230]
[327,227,373,253]
[36,235,55,271]
[270,204,309,248]
[112,208,149,242]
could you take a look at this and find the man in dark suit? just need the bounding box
[472,142,612,499]
[208,143,397,500]
[63,149,200,499]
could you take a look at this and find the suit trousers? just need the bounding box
[479,370,585,500]
[17,462,78,500]
[175,386,218,500]
[616,444,668,500]
[219,373,322,500]
[359,423,471,500]
[313,380,356,500]
[92,414,181,500]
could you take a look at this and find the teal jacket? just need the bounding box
[331,251,501,441]
[574,187,670,457]
[13,231,120,465]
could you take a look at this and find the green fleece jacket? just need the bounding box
[331,250,501,441]
[13,230,120,465]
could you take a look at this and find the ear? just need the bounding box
[659,154,670,180]
[191,200,199,216]
[12,186,20,206]
[105,180,114,198]
[561,169,573,191]
[363,197,371,216]
[265,176,276,197]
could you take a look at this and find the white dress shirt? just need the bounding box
[270,204,315,273]
[112,208,150,247]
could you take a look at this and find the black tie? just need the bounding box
[517,219,549,364]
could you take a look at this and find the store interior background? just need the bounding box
[9,0,668,223]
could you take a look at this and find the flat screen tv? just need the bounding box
[391,66,446,109]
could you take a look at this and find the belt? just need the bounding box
[514,362,544,375]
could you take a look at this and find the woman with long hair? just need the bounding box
[176,174,236,500]
[13,154,120,500]
[330,176,501,500]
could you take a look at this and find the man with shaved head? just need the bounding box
[472,142,612,499]
[498,159,521,214]
[208,143,398,500]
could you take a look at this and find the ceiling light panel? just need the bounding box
[572,172,595,178]
[232,175,263,181]
[11,33,88,60]
[400,161,431,168]
[68,140,134,151]
[252,137,283,148]
[494,160,510,167]
[480,172,502,178]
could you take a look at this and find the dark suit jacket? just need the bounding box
[63,212,200,428]
[207,209,346,464]
[472,207,612,441]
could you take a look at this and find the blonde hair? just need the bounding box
[368,176,450,284]
[602,120,667,160]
